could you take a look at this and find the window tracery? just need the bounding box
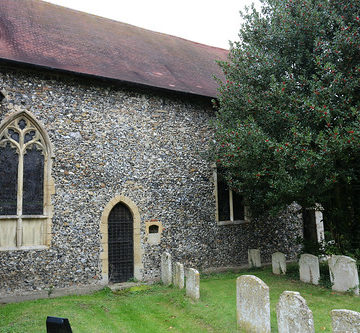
[0,111,53,250]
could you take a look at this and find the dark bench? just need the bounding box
[46,316,72,333]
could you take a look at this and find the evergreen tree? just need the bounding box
[213,0,360,252]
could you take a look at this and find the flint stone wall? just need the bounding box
[0,67,303,295]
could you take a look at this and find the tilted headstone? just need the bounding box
[173,262,184,289]
[328,255,359,295]
[186,268,200,300]
[248,249,261,268]
[331,309,360,332]
[161,252,172,285]
[236,275,270,333]
[277,291,315,333]
[272,252,287,275]
[299,254,320,285]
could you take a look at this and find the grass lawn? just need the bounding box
[1,265,359,332]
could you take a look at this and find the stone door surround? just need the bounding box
[100,195,143,283]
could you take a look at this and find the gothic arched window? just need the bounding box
[0,111,53,250]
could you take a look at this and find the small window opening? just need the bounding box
[216,168,245,222]
[149,225,159,234]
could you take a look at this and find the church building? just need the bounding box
[0,0,302,299]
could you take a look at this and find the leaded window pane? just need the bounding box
[24,131,36,143]
[18,119,26,130]
[0,113,52,249]
[233,192,245,220]
[0,143,18,215]
[23,146,44,215]
[8,129,19,142]
[217,174,230,221]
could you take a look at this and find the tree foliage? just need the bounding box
[213,0,360,248]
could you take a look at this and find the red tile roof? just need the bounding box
[0,0,228,98]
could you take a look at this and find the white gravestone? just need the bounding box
[174,262,184,289]
[331,309,360,332]
[277,291,315,333]
[315,208,325,243]
[236,275,270,333]
[248,249,261,268]
[186,268,200,300]
[299,254,320,285]
[272,252,286,275]
[328,255,359,295]
[161,252,172,285]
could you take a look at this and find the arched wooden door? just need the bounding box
[108,202,134,282]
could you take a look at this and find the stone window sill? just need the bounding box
[0,215,48,219]
[0,245,49,252]
[217,219,250,226]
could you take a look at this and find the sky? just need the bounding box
[43,0,261,49]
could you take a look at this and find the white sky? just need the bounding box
[43,0,261,49]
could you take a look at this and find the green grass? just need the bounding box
[1,266,359,332]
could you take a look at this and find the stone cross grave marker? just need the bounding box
[299,254,320,285]
[236,275,270,333]
[186,268,200,300]
[331,309,360,332]
[328,255,359,295]
[272,252,286,275]
[174,262,184,289]
[248,249,261,268]
[161,252,172,286]
[277,291,315,333]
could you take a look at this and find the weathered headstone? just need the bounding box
[173,262,184,289]
[161,252,172,285]
[314,207,325,243]
[248,249,261,268]
[186,268,200,300]
[272,252,286,275]
[299,254,320,285]
[331,309,360,332]
[236,275,270,333]
[277,291,315,333]
[328,255,359,295]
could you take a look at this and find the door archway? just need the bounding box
[108,202,133,282]
[100,195,143,283]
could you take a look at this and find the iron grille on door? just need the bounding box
[108,202,134,283]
